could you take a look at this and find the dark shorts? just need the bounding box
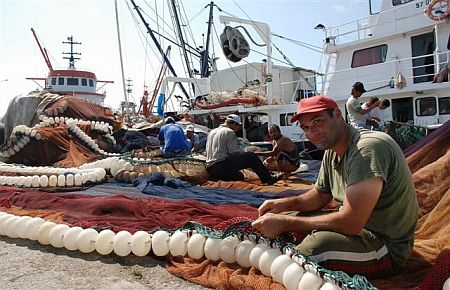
[277,151,300,167]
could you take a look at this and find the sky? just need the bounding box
[0,0,373,116]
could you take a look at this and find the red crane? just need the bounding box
[30,28,53,72]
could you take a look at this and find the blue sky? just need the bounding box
[0,0,372,116]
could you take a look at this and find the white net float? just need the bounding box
[48,224,70,248]
[169,230,188,257]
[31,175,40,187]
[270,254,293,284]
[0,213,13,235]
[259,248,282,277]
[57,175,66,187]
[96,229,115,255]
[39,175,49,187]
[204,238,221,261]
[66,174,74,187]
[249,243,271,270]
[3,215,20,238]
[131,231,151,257]
[283,262,305,290]
[48,175,58,187]
[235,240,255,268]
[24,217,45,240]
[77,228,98,253]
[38,221,57,245]
[320,282,342,290]
[16,216,32,239]
[151,230,171,257]
[74,174,82,186]
[63,226,84,251]
[187,233,206,259]
[113,230,133,257]
[219,236,240,264]
[298,271,323,290]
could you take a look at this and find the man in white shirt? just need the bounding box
[346,82,379,129]
[185,125,200,152]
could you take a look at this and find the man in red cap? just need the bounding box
[252,95,418,277]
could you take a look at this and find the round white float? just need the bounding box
[219,236,240,264]
[259,248,282,277]
[31,175,40,187]
[151,230,171,257]
[298,271,323,290]
[4,216,21,238]
[57,175,66,187]
[66,174,74,187]
[74,174,82,186]
[270,254,293,284]
[48,224,70,248]
[63,226,84,251]
[23,177,32,188]
[283,262,305,290]
[96,229,116,255]
[16,216,33,239]
[169,231,188,257]
[48,175,58,187]
[443,277,450,290]
[320,282,342,290]
[204,238,221,261]
[249,243,271,270]
[24,217,45,240]
[187,233,206,259]
[77,228,98,253]
[235,240,256,268]
[131,231,151,257]
[38,221,57,245]
[114,230,133,257]
[39,175,49,187]
[0,214,13,235]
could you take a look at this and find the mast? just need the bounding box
[170,0,194,81]
[30,28,53,72]
[130,0,190,101]
[201,2,217,77]
[62,36,81,69]
[115,0,129,121]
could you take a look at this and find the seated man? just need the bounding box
[185,125,200,153]
[255,124,300,179]
[158,117,190,158]
[205,114,280,185]
[252,96,418,278]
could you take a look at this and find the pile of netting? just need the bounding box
[385,121,427,150]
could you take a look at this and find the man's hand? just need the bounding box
[258,199,290,217]
[252,213,289,238]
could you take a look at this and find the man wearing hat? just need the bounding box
[205,114,280,185]
[346,82,380,129]
[185,125,200,153]
[252,96,418,277]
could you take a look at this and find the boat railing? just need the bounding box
[320,49,449,95]
[324,0,427,45]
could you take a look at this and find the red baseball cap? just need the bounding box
[290,95,338,123]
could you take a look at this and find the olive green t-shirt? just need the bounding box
[315,127,418,267]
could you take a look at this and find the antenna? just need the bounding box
[62,36,81,69]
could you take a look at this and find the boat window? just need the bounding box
[89,79,94,87]
[51,78,57,85]
[411,31,435,83]
[67,78,79,85]
[392,0,414,6]
[439,97,450,115]
[370,0,382,14]
[280,113,295,126]
[351,45,388,68]
[81,78,87,86]
[58,78,64,85]
[416,97,437,116]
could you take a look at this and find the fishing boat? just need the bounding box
[27,28,113,105]
[319,0,450,128]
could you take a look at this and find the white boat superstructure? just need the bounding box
[318,0,450,127]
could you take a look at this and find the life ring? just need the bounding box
[424,0,450,21]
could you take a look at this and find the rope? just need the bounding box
[177,220,378,290]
